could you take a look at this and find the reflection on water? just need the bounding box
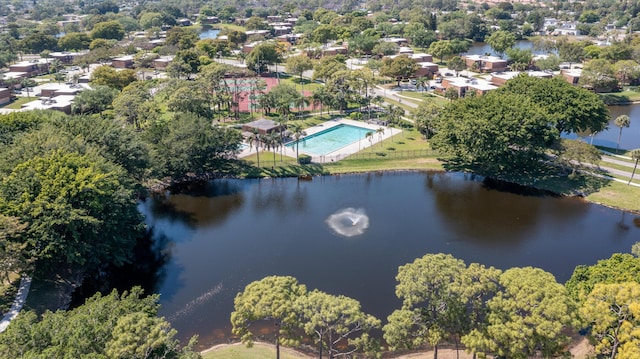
[138,172,639,349]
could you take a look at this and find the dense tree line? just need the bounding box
[0,287,201,358]
[233,252,640,358]
[430,75,609,179]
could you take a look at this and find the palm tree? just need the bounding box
[279,115,292,162]
[366,131,373,152]
[376,127,385,147]
[248,130,262,167]
[629,149,640,185]
[295,95,308,115]
[386,104,405,127]
[416,77,429,92]
[614,115,631,151]
[264,132,281,169]
[312,88,331,117]
[289,123,307,160]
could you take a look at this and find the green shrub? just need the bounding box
[298,154,312,164]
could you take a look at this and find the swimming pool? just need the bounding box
[287,124,373,156]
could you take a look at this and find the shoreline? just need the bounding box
[149,167,640,214]
[200,337,593,358]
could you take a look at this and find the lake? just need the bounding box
[138,172,640,349]
[568,104,640,150]
[467,39,545,56]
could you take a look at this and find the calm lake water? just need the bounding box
[568,105,640,150]
[467,39,543,56]
[138,172,640,349]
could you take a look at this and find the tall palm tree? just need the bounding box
[295,95,308,115]
[614,115,631,151]
[366,131,373,152]
[629,149,640,185]
[279,115,292,162]
[416,77,429,92]
[264,132,281,169]
[376,127,385,147]
[289,123,307,160]
[248,130,262,167]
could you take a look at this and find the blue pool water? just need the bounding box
[287,124,373,156]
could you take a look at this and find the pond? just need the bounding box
[199,28,220,40]
[139,172,640,349]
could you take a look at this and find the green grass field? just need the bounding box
[1,97,33,109]
[586,180,640,211]
[202,343,309,359]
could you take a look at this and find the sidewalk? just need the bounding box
[0,276,32,333]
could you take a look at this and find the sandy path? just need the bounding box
[201,338,593,358]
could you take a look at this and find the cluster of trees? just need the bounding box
[0,69,243,297]
[424,75,609,178]
[0,287,201,358]
[233,252,640,358]
[231,276,381,359]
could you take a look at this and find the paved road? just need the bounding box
[601,155,636,169]
[0,276,32,333]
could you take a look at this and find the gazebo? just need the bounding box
[241,118,283,135]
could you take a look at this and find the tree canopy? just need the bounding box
[231,276,308,358]
[497,74,610,135]
[566,253,640,302]
[0,150,143,271]
[431,91,558,177]
[0,287,201,358]
[462,267,579,358]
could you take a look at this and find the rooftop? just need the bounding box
[464,54,507,63]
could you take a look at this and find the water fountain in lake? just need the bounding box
[326,208,369,237]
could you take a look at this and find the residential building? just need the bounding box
[21,95,75,114]
[490,71,553,86]
[112,55,134,69]
[322,46,348,57]
[9,59,49,77]
[49,51,83,64]
[178,18,191,26]
[153,56,174,70]
[381,37,409,46]
[0,88,11,105]
[439,77,498,97]
[415,62,439,78]
[562,68,582,85]
[39,83,89,98]
[463,55,508,73]
[201,16,220,25]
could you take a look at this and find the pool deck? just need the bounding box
[236,118,402,163]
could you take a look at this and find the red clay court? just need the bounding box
[220,76,317,113]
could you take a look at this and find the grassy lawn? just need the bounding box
[400,91,449,106]
[1,97,34,109]
[213,23,247,32]
[586,180,640,211]
[598,90,640,104]
[240,127,440,176]
[599,160,636,173]
[202,343,309,359]
[274,74,322,93]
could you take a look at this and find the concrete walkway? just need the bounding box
[0,276,32,333]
